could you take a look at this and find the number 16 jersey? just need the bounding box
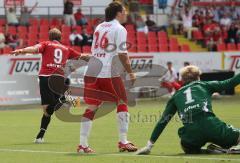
[88,19,128,78]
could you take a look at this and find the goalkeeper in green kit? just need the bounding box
[137,65,240,154]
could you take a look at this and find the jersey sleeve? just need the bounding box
[206,73,240,94]
[69,47,81,59]
[150,98,177,143]
[35,41,47,54]
[116,27,128,54]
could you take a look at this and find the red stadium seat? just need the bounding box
[125,24,135,31]
[82,46,91,53]
[38,38,48,43]
[181,44,191,52]
[158,31,167,37]
[193,30,204,41]
[128,45,137,52]
[28,33,38,40]
[0,19,6,26]
[137,45,147,52]
[29,26,38,33]
[128,31,136,38]
[27,39,38,46]
[19,32,28,39]
[18,26,28,33]
[62,39,71,46]
[40,26,49,33]
[137,38,147,45]
[86,26,93,34]
[227,43,237,51]
[50,18,61,27]
[148,38,157,44]
[39,33,49,40]
[72,26,82,33]
[137,32,146,38]
[158,44,168,52]
[61,25,71,33]
[169,44,180,52]
[40,18,49,26]
[8,26,17,34]
[148,45,158,52]
[62,34,70,41]
[29,18,39,26]
[217,43,226,52]
[147,32,157,40]
[237,44,240,50]
[2,47,12,54]
[158,37,168,45]
[169,37,178,45]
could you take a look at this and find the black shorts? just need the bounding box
[39,76,69,105]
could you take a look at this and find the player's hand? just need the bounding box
[129,73,136,85]
[135,146,151,155]
[11,49,24,56]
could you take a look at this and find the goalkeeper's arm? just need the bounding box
[206,73,240,94]
[137,98,177,154]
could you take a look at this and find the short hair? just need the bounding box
[105,2,123,22]
[184,62,190,66]
[167,61,172,65]
[49,28,62,41]
[180,65,201,84]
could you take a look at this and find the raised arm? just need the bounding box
[206,73,240,94]
[11,46,38,55]
[29,2,38,13]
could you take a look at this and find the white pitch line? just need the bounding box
[0,148,240,161]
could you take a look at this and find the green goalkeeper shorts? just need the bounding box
[178,115,240,151]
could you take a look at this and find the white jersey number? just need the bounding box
[183,88,195,104]
[54,49,63,64]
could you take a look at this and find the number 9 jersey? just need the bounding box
[36,40,80,76]
[88,19,128,78]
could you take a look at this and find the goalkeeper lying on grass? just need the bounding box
[137,65,240,154]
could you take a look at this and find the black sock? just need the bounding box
[36,115,51,139]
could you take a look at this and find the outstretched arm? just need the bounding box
[206,73,240,94]
[29,2,38,13]
[11,46,38,55]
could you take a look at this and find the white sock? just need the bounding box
[146,140,154,149]
[80,117,93,147]
[117,112,129,144]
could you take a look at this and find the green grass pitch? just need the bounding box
[0,96,240,163]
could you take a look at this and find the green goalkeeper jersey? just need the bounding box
[150,73,240,143]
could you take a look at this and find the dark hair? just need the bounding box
[49,28,62,41]
[167,61,172,65]
[105,2,123,22]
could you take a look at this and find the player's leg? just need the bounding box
[35,77,56,143]
[206,116,240,153]
[171,81,181,91]
[78,76,100,153]
[78,104,98,153]
[161,82,173,94]
[35,76,67,143]
[111,77,138,152]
